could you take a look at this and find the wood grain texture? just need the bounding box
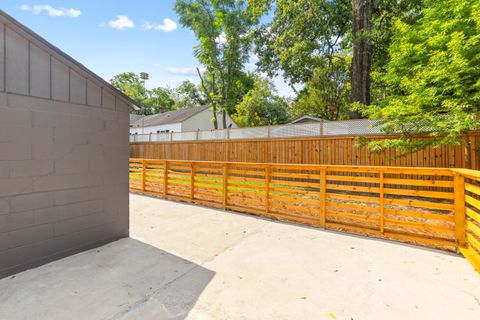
[130,131,480,169]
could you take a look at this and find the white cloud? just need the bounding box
[106,15,135,30]
[215,32,227,45]
[164,66,206,75]
[21,4,81,17]
[250,53,259,63]
[142,19,177,32]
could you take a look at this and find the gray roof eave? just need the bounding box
[0,10,140,110]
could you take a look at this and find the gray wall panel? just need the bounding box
[0,17,131,278]
[51,58,69,102]
[70,69,86,105]
[102,90,115,110]
[30,43,50,98]
[0,24,4,91]
[87,79,101,107]
[5,27,28,95]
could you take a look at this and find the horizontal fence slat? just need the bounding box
[466,183,480,196]
[129,158,480,267]
[466,208,480,225]
[467,233,480,254]
[467,220,480,239]
[461,248,480,272]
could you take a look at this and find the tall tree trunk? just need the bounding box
[222,109,227,129]
[197,68,218,129]
[211,75,218,130]
[350,0,374,119]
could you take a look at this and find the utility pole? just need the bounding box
[140,72,149,135]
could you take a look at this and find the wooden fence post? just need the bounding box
[142,159,146,192]
[319,167,326,228]
[265,165,271,213]
[163,160,168,197]
[190,162,195,201]
[470,134,477,170]
[379,170,385,233]
[320,120,324,136]
[223,163,228,209]
[454,173,466,247]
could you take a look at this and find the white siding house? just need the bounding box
[130,105,237,135]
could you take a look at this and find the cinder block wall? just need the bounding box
[0,16,130,278]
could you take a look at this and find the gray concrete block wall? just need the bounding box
[0,21,132,278]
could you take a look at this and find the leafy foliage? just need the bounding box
[233,77,289,126]
[173,80,208,109]
[145,87,175,113]
[175,0,258,128]
[291,56,350,120]
[110,72,147,106]
[111,73,203,115]
[369,0,424,103]
[250,0,350,87]
[249,0,424,118]
[359,0,480,151]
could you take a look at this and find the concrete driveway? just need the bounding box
[1,193,480,319]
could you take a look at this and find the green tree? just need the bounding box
[175,0,258,129]
[248,0,423,118]
[110,72,148,106]
[145,87,176,113]
[251,0,350,89]
[111,72,176,115]
[233,77,289,127]
[173,80,207,109]
[359,0,480,163]
[291,57,350,120]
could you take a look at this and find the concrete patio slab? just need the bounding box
[1,193,480,319]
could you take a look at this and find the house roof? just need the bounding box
[290,115,328,124]
[129,114,145,125]
[131,105,211,127]
[0,10,139,110]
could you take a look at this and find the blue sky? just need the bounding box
[1,1,295,97]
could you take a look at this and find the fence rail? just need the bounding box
[129,158,480,271]
[453,169,480,272]
[131,159,480,271]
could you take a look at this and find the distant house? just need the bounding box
[130,105,238,134]
[129,114,144,127]
[289,115,328,124]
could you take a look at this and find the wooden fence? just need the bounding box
[453,169,480,272]
[130,131,480,170]
[129,159,480,271]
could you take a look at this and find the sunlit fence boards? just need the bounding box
[454,169,480,272]
[130,131,480,170]
[130,159,480,272]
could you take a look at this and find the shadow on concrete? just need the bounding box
[0,238,214,320]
